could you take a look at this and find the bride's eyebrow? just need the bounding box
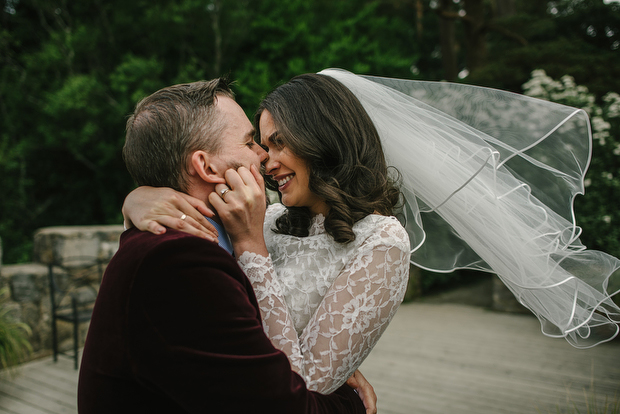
[263,131,279,145]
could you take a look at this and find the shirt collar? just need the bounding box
[206,217,234,256]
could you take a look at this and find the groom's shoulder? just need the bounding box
[119,228,241,274]
[121,227,211,247]
[117,228,224,263]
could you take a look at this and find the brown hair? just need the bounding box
[123,79,234,192]
[255,73,402,244]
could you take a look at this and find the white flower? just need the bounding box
[603,215,611,224]
[604,92,620,118]
[584,178,592,187]
[593,132,608,146]
[561,75,576,89]
[524,84,546,98]
[591,116,611,146]
[593,106,604,117]
[523,70,553,98]
[603,92,620,104]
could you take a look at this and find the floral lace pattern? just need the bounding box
[237,203,410,393]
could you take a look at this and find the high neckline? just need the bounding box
[308,213,326,236]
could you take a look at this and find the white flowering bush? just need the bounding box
[523,70,620,258]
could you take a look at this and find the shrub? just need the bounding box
[0,288,32,371]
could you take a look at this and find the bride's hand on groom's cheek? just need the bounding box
[210,165,268,257]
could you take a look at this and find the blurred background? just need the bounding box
[1,0,619,293]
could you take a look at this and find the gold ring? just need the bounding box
[180,214,187,221]
[220,188,230,199]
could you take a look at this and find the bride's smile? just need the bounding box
[275,173,294,189]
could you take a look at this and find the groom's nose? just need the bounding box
[254,143,268,164]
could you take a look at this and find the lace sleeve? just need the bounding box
[237,220,410,394]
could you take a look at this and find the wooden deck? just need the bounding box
[360,303,620,414]
[0,356,77,414]
[0,301,618,414]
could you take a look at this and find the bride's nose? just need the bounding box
[264,156,280,175]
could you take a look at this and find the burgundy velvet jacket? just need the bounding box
[77,228,365,414]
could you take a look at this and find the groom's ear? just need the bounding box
[189,151,227,184]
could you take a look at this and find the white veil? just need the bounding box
[319,68,620,348]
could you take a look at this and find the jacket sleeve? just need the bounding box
[126,235,365,414]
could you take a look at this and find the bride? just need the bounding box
[124,69,620,389]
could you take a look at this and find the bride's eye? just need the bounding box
[271,136,285,150]
[264,132,285,151]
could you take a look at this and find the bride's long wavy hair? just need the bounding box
[254,73,402,244]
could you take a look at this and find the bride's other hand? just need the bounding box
[209,165,268,257]
[122,186,218,241]
[346,370,377,414]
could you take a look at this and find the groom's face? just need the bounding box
[211,96,268,173]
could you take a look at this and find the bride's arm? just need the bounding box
[122,186,218,241]
[299,228,409,393]
[239,220,410,394]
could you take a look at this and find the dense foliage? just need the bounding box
[1,1,619,292]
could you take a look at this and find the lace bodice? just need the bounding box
[238,203,410,393]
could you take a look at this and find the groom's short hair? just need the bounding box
[123,79,234,192]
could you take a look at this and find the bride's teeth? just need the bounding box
[278,175,293,186]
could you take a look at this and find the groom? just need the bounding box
[77,79,369,413]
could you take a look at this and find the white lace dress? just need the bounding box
[237,203,411,393]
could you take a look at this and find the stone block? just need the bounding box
[19,302,40,333]
[33,225,123,267]
[2,263,48,303]
[1,301,22,323]
[73,285,98,303]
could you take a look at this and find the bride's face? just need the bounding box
[259,110,328,217]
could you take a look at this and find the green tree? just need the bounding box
[230,0,418,114]
[467,0,620,95]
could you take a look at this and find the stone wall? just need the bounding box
[0,225,123,361]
